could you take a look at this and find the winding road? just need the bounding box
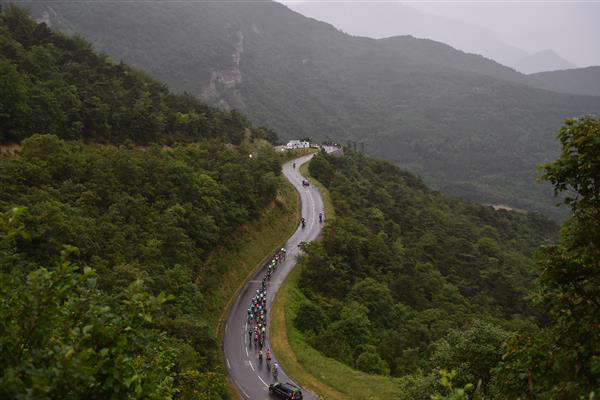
[223,153,324,400]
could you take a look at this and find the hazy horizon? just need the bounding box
[281,0,600,69]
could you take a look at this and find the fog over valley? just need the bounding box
[284,0,600,73]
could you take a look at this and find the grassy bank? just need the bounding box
[208,149,321,398]
[205,176,298,398]
[272,262,402,399]
[204,177,299,332]
[271,162,401,399]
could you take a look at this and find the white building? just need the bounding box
[286,140,310,149]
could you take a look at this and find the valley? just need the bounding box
[1,4,598,400]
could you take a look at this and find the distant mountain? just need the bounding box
[288,1,530,70]
[531,66,600,97]
[514,50,576,74]
[23,0,600,221]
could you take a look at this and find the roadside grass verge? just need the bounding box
[206,150,313,398]
[271,161,401,399]
[204,177,298,332]
[272,261,402,399]
[270,261,346,400]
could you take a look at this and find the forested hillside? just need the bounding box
[531,66,600,97]
[22,0,600,220]
[295,119,599,399]
[297,150,556,396]
[0,7,287,398]
[0,5,278,145]
[0,135,285,398]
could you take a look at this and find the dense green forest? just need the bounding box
[0,6,287,398]
[22,0,600,221]
[1,5,597,399]
[0,134,285,398]
[300,150,554,383]
[298,118,599,399]
[0,5,278,145]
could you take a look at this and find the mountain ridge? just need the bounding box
[514,49,576,74]
[288,1,536,72]
[21,0,600,221]
[530,66,600,97]
[287,1,582,75]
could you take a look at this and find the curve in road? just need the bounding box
[223,153,323,400]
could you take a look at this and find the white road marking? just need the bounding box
[257,374,269,387]
[229,156,321,398]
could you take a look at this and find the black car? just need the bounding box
[269,382,303,400]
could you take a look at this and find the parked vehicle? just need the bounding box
[269,382,303,399]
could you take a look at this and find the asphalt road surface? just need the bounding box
[223,153,324,400]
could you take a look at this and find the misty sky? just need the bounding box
[281,0,600,68]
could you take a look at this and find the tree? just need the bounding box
[0,264,175,398]
[348,277,395,328]
[541,117,600,218]
[355,345,390,376]
[315,302,372,364]
[295,301,329,334]
[308,153,334,187]
[0,59,32,141]
[253,126,279,145]
[430,320,510,390]
[493,117,600,399]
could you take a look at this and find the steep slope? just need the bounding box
[514,49,576,74]
[290,150,556,397]
[0,8,294,398]
[531,66,600,97]
[0,4,263,145]
[23,0,600,221]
